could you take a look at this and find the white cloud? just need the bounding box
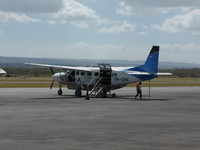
[50,0,100,28]
[161,43,200,53]
[0,12,41,23]
[65,42,133,60]
[60,20,68,24]
[98,20,136,33]
[46,20,57,25]
[24,42,136,60]
[138,32,147,35]
[70,21,89,28]
[160,43,200,63]
[52,0,98,20]
[68,42,90,50]
[0,0,62,13]
[116,0,200,14]
[118,0,200,8]
[0,0,101,27]
[117,1,133,16]
[153,9,200,33]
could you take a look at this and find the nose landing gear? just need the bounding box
[58,89,63,95]
[58,85,63,96]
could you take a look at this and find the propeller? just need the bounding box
[50,67,55,74]
[50,67,55,89]
[50,80,54,89]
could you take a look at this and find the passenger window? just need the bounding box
[87,72,92,76]
[94,72,99,76]
[112,73,117,77]
[81,71,85,76]
[76,70,79,76]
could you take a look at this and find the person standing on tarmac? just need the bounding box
[135,81,142,99]
[76,78,82,97]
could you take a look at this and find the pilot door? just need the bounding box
[68,70,75,82]
[66,70,76,90]
[98,64,112,86]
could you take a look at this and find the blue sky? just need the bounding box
[0,0,200,64]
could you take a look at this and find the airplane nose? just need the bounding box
[52,73,60,82]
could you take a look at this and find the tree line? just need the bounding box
[159,68,200,78]
[2,68,53,77]
[1,67,200,78]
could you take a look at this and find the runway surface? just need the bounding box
[0,87,200,150]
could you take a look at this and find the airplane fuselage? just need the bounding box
[25,46,170,97]
[52,67,150,91]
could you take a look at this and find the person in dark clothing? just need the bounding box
[75,78,82,97]
[135,81,142,99]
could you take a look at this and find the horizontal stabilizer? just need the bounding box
[0,69,6,74]
[157,73,173,76]
[126,71,151,75]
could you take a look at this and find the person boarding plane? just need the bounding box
[25,46,171,97]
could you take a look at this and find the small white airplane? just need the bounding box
[0,69,6,74]
[25,46,171,97]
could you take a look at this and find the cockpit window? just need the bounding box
[66,70,71,73]
[60,72,66,76]
[105,64,111,69]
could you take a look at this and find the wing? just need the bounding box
[0,69,6,74]
[25,63,92,72]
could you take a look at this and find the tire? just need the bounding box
[58,89,63,95]
[112,93,116,98]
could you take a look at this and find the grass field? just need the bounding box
[0,77,200,88]
[0,77,58,88]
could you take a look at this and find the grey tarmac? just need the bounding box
[0,87,200,150]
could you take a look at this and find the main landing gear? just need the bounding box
[58,89,63,95]
[58,86,63,96]
[107,92,116,98]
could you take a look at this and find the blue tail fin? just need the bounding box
[126,46,159,81]
[141,46,159,73]
[128,46,159,74]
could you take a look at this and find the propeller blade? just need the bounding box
[50,80,54,89]
[50,67,55,75]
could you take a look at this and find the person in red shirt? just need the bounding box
[135,81,142,99]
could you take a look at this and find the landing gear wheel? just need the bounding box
[112,93,116,98]
[58,89,63,96]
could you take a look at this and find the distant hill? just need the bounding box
[0,56,200,69]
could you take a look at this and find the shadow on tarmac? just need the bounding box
[31,95,84,100]
[31,94,172,102]
[115,95,172,101]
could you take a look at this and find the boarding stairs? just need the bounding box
[87,64,112,97]
[88,77,105,97]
